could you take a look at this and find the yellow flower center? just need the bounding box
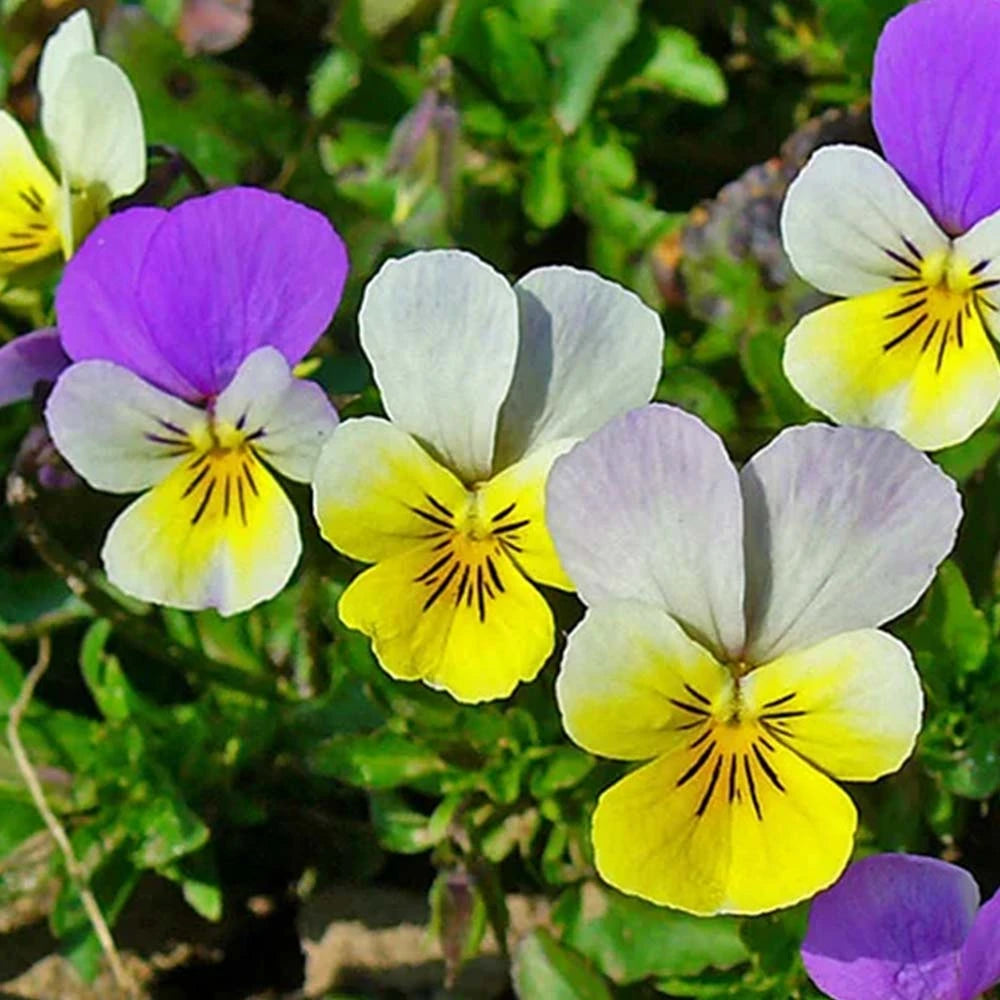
[669,677,805,821]
[148,416,265,528]
[881,239,997,371]
[408,488,531,623]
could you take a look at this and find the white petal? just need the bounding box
[213,347,338,483]
[45,54,145,200]
[741,424,962,662]
[359,249,519,483]
[493,266,664,468]
[546,404,745,660]
[38,10,95,113]
[45,361,204,493]
[781,145,948,297]
[954,207,1000,337]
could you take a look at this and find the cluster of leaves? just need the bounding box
[0,0,996,998]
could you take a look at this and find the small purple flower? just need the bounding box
[40,186,348,615]
[802,853,1000,1000]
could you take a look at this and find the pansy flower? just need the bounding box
[44,187,347,615]
[547,405,960,914]
[312,249,663,703]
[781,0,1000,450]
[0,10,144,270]
[802,854,1000,1000]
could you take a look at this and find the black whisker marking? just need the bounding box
[762,692,796,709]
[423,563,459,611]
[669,698,709,717]
[476,565,487,622]
[760,709,808,720]
[883,248,920,273]
[884,298,926,320]
[901,236,924,261]
[243,461,259,496]
[491,502,517,522]
[743,755,763,820]
[493,518,530,535]
[689,728,713,750]
[727,754,738,803]
[883,312,928,351]
[957,310,965,349]
[455,565,470,606]
[191,479,216,525]
[683,683,711,706]
[182,464,211,498]
[921,318,940,353]
[424,493,454,519]
[695,756,724,817]
[410,506,453,530]
[936,319,950,373]
[752,744,786,792]
[677,744,715,787]
[415,552,453,583]
[237,478,247,526]
[486,554,504,593]
[970,259,990,276]
[223,476,232,517]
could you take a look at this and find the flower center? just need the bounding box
[669,678,806,821]
[408,489,531,623]
[146,416,265,527]
[881,237,998,370]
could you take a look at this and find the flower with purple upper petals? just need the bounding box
[802,853,1000,1000]
[781,0,1000,451]
[42,186,348,616]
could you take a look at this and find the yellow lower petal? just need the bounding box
[339,538,555,703]
[784,285,1000,450]
[742,629,922,781]
[482,440,575,590]
[102,448,300,616]
[0,113,61,271]
[592,723,856,915]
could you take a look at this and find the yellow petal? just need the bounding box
[784,285,1000,450]
[742,629,922,782]
[338,537,555,703]
[102,448,300,616]
[557,600,733,761]
[0,112,61,271]
[480,439,575,590]
[313,417,469,563]
[592,724,856,915]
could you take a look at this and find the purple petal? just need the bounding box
[959,886,1000,1000]
[802,854,978,1000]
[55,207,200,398]
[136,187,348,398]
[873,0,1000,234]
[0,329,69,406]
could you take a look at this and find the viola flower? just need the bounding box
[0,10,145,271]
[312,249,663,703]
[802,854,1000,1000]
[548,406,960,915]
[44,187,347,615]
[781,0,1000,450]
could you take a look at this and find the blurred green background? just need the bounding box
[0,1,996,997]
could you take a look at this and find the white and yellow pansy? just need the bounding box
[312,249,664,703]
[0,9,144,271]
[547,406,961,915]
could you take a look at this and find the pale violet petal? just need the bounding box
[546,404,745,660]
[359,249,518,483]
[213,347,338,483]
[45,360,204,493]
[0,329,69,406]
[959,886,1000,1000]
[741,424,961,663]
[493,266,664,468]
[38,10,95,117]
[781,145,948,297]
[46,54,145,200]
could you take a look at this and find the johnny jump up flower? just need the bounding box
[44,187,348,615]
[547,406,961,915]
[781,0,1000,450]
[802,854,1000,1000]
[312,249,663,704]
[0,10,144,270]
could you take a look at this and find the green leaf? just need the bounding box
[657,367,739,435]
[936,428,1000,483]
[310,731,448,789]
[483,7,550,105]
[527,747,594,798]
[814,0,908,75]
[512,928,614,1000]
[162,848,223,921]
[370,791,440,853]
[309,50,363,118]
[122,792,210,869]
[633,27,727,106]
[79,621,146,723]
[523,145,568,228]
[550,0,641,133]
[141,0,184,28]
[553,882,748,984]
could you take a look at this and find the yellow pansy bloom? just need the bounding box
[548,406,961,914]
[312,249,664,703]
